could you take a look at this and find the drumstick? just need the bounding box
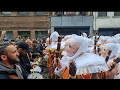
[32,65,38,79]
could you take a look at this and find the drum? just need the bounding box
[28,65,43,79]
[27,73,44,79]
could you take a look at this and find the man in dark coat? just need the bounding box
[17,42,32,74]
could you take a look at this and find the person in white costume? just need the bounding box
[49,31,59,49]
[82,32,87,38]
[43,31,65,79]
[116,37,120,55]
[105,38,117,44]
[43,31,63,59]
[46,31,65,50]
[84,38,94,53]
[54,35,109,79]
[100,43,120,79]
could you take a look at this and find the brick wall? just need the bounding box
[0,15,51,39]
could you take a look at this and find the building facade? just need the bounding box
[0,12,51,41]
[51,12,93,37]
[93,12,120,36]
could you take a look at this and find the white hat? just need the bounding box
[66,36,88,60]
[50,31,59,42]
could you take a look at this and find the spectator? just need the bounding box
[0,44,27,79]
[17,42,32,74]
[32,40,43,56]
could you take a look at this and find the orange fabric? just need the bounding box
[61,67,69,79]
[81,74,92,79]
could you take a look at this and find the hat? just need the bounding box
[17,42,30,52]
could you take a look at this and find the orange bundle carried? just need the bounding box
[61,67,69,79]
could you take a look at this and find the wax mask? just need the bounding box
[64,39,80,57]
[100,45,109,57]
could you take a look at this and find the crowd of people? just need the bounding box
[0,30,120,79]
[0,31,44,79]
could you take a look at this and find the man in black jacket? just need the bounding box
[17,42,32,74]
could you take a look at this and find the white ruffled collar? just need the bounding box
[74,53,106,67]
[61,53,109,75]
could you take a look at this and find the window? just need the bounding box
[114,12,120,16]
[0,12,11,16]
[66,12,76,15]
[55,12,64,16]
[18,12,30,16]
[98,12,107,17]
[35,12,49,15]
[87,12,93,16]
[79,12,87,16]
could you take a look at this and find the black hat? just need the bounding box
[17,42,30,52]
